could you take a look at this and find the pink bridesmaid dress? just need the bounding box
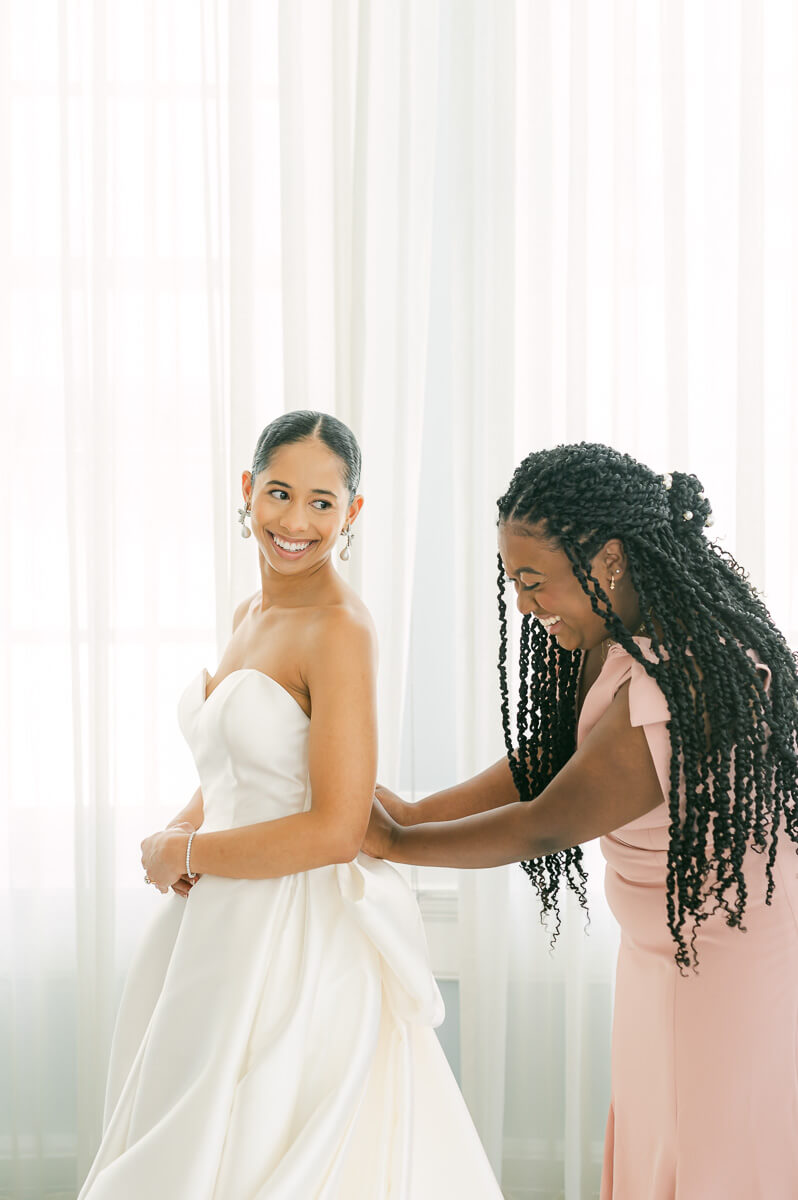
[578,636,798,1200]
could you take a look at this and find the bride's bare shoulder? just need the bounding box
[232,590,260,632]
[304,594,377,666]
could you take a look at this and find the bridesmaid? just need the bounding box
[364,442,798,1199]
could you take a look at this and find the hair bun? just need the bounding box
[664,470,714,534]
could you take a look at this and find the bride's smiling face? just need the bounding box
[244,438,362,574]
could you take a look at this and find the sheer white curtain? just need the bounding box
[1,1,438,1195]
[3,3,798,1200]
[0,5,243,1195]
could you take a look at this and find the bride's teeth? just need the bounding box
[274,535,310,552]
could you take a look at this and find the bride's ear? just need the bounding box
[346,494,364,527]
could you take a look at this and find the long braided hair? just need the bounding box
[497,442,798,971]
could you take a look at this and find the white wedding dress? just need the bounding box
[78,666,502,1199]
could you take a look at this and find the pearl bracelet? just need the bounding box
[186,830,198,880]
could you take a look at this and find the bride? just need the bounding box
[78,411,501,1199]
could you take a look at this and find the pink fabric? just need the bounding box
[579,637,798,1200]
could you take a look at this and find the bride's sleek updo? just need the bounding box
[251,411,362,501]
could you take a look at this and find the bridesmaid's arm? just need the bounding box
[376,754,526,828]
[368,682,665,868]
[142,608,378,884]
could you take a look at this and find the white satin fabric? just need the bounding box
[78,667,501,1199]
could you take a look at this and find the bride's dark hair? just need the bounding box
[251,411,362,500]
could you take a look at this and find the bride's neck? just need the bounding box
[256,558,339,609]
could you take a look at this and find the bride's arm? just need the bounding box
[141,608,378,884]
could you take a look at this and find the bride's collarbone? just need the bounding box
[209,622,311,714]
[217,596,361,713]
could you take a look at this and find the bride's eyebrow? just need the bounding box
[265,479,337,498]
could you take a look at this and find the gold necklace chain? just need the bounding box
[600,608,652,664]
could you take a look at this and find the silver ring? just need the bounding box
[144,873,152,885]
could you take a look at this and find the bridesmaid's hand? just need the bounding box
[374,784,413,827]
[362,794,401,860]
[171,872,197,899]
[141,827,192,893]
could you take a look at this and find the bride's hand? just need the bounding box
[141,827,192,893]
[362,794,401,860]
[164,821,202,897]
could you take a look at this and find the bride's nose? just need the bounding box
[279,502,310,535]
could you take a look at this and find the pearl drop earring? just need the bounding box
[237,505,251,539]
[339,525,353,561]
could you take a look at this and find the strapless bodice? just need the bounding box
[177,667,311,834]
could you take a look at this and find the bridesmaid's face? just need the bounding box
[498,520,637,653]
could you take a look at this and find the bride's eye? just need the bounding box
[311,500,331,510]
[269,489,289,501]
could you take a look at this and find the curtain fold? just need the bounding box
[276,0,440,781]
[736,0,765,585]
[203,0,235,642]
[443,0,516,1178]
[56,0,118,1179]
[660,0,689,462]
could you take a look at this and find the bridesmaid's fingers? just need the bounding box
[171,873,200,898]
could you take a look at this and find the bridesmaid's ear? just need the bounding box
[600,537,628,585]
